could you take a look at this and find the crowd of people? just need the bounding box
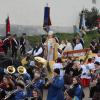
[0,31,100,100]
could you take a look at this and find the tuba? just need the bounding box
[7,66,16,74]
[17,66,26,74]
[34,56,47,65]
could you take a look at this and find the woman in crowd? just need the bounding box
[1,75,15,91]
[65,89,79,100]
[31,89,42,100]
[14,80,26,100]
[70,77,84,100]
[0,75,15,99]
[27,70,45,97]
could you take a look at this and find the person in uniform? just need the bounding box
[47,68,64,100]
[14,80,26,100]
[11,34,19,59]
[33,43,44,57]
[20,33,26,55]
[3,34,11,55]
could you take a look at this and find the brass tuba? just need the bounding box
[7,66,16,74]
[17,66,26,74]
[34,56,47,65]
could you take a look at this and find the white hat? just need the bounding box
[48,30,54,35]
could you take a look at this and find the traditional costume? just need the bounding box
[85,63,95,87]
[20,34,26,55]
[33,45,44,57]
[11,35,19,59]
[3,37,11,55]
[80,64,88,87]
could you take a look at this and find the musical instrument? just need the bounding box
[7,66,15,74]
[6,65,27,75]
[34,57,47,65]
[17,66,26,74]
[2,89,18,100]
[3,78,37,100]
[21,56,28,66]
[25,78,36,89]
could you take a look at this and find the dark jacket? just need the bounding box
[92,79,100,100]
[47,76,64,100]
[70,68,82,77]
[11,38,19,50]
[72,84,83,100]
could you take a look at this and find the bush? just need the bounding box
[83,7,100,29]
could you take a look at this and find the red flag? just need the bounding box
[6,16,10,35]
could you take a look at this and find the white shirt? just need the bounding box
[53,63,64,77]
[81,64,87,78]
[74,43,83,50]
[74,43,83,56]
[64,42,73,51]
[95,56,100,63]
[59,44,66,50]
[34,47,43,56]
[86,63,95,79]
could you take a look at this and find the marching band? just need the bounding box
[0,31,100,100]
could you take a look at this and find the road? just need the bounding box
[43,88,92,100]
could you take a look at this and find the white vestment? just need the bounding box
[74,43,83,56]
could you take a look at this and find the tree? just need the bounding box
[83,7,100,29]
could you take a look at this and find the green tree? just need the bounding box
[83,7,100,29]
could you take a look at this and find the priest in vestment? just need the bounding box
[44,31,59,77]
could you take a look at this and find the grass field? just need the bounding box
[27,30,100,48]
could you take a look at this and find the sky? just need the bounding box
[0,0,99,27]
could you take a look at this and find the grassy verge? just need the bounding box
[27,31,100,48]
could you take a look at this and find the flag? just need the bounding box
[79,11,86,30]
[43,6,51,32]
[6,16,10,35]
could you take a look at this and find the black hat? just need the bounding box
[94,61,100,65]
[22,33,26,35]
[54,68,60,75]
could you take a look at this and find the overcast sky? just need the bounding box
[0,0,99,26]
